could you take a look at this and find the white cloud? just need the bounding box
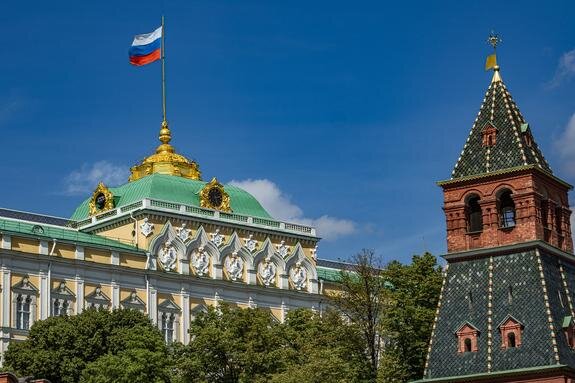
[63,161,129,195]
[228,179,356,241]
[555,113,575,176]
[548,49,575,88]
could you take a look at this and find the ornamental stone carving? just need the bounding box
[259,256,276,287]
[176,223,191,242]
[244,234,258,253]
[225,252,244,281]
[290,261,307,290]
[192,246,210,276]
[276,240,289,257]
[158,240,177,272]
[211,229,225,247]
[140,217,154,237]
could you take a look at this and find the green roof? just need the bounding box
[450,71,551,179]
[0,217,141,253]
[70,174,272,221]
[317,266,342,283]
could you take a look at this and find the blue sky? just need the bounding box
[1,1,575,264]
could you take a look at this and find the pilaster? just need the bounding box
[111,251,119,266]
[180,290,190,344]
[75,246,84,261]
[75,275,84,314]
[1,268,11,328]
[0,235,10,250]
[39,241,48,255]
[148,284,157,324]
[111,280,119,309]
[39,270,49,320]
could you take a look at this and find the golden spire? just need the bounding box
[486,31,502,83]
[128,120,201,182]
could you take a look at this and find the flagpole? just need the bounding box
[161,15,167,125]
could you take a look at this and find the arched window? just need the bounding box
[507,332,516,348]
[464,338,472,352]
[499,190,516,228]
[466,195,483,232]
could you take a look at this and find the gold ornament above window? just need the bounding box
[89,182,115,216]
[200,178,231,212]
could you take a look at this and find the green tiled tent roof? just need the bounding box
[70,174,272,221]
[451,70,551,179]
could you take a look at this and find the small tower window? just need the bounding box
[466,195,483,233]
[464,338,472,352]
[482,123,498,147]
[499,190,516,228]
[499,315,523,349]
[507,332,516,348]
[456,323,479,353]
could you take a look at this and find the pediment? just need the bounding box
[497,314,523,330]
[12,276,38,293]
[86,286,111,303]
[158,299,181,313]
[51,281,75,298]
[121,291,146,308]
[455,321,479,335]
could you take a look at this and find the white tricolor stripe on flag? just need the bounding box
[131,26,162,46]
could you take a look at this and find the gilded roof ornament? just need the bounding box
[486,31,502,83]
[487,31,502,50]
[89,182,115,216]
[200,177,232,212]
[129,120,201,182]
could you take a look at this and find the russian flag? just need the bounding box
[129,26,162,66]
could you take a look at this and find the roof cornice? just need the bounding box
[437,165,573,190]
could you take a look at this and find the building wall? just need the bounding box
[0,226,325,365]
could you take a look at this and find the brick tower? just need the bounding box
[418,42,575,383]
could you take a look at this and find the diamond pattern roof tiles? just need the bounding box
[451,71,551,179]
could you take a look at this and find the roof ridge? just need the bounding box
[498,81,528,167]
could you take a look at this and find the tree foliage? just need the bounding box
[171,304,283,383]
[171,305,371,383]
[329,250,443,383]
[379,252,443,382]
[271,309,371,383]
[4,309,169,383]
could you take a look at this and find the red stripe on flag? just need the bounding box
[129,49,161,66]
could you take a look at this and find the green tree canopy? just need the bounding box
[328,250,443,383]
[4,309,169,383]
[171,304,284,383]
[271,308,371,383]
[379,252,443,382]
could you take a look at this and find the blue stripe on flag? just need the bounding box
[129,39,161,57]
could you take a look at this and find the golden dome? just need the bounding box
[129,120,201,182]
